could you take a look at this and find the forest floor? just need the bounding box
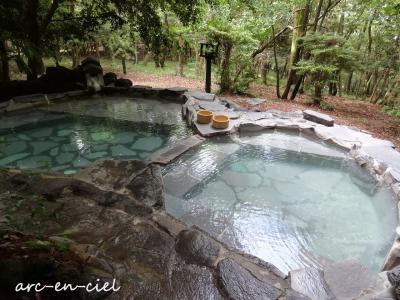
[123,70,400,148]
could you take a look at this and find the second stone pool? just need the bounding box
[163,132,397,274]
[0,97,191,173]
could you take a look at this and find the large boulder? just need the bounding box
[218,258,282,300]
[175,229,221,267]
[0,57,106,101]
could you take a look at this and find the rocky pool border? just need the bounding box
[2,86,400,299]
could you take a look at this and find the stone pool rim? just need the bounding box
[1,86,400,278]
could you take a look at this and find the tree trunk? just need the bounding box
[282,5,309,99]
[177,37,185,77]
[26,0,44,80]
[346,72,353,93]
[313,0,324,32]
[377,70,390,100]
[383,73,400,106]
[272,25,280,98]
[143,53,151,65]
[261,64,268,85]
[95,41,100,59]
[0,40,10,82]
[71,47,81,68]
[220,40,233,93]
[195,48,204,77]
[314,83,323,105]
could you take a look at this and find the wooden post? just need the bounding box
[122,57,127,75]
[205,57,212,93]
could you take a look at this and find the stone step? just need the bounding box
[303,109,334,127]
[151,135,205,165]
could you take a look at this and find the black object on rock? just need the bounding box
[0,57,104,102]
[104,72,118,86]
[115,78,133,87]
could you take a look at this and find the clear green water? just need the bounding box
[0,98,191,173]
[164,134,397,274]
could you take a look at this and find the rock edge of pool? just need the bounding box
[1,86,400,300]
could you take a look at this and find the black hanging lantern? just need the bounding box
[199,40,218,93]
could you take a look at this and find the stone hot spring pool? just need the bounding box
[163,132,397,274]
[0,96,397,275]
[0,97,191,173]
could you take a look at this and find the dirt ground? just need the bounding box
[124,71,400,148]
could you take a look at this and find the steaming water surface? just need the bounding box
[164,133,397,274]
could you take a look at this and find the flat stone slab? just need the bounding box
[244,98,266,106]
[196,101,228,112]
[12,93,46,103]
[303,110,334,127]
[187,90,216,102]
[194,119,240,137]
[166,86,188,94]
[151,135,205,164]
[290,267,334,300]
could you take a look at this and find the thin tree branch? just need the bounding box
[40,0,61,33]
[252,26,293,58]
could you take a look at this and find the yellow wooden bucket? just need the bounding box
[212,115,229,129]
[196,110,213,124]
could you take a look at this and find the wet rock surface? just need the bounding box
[218,258,283,300]
[176,229,221,267]
[0,161,295,299]
[388,265,400,299]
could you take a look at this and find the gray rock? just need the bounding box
[245,97,265,106]
[218,258,282,300]
[303,110,334,127]
[239,122,268,132]
[324,260,380,300]
[74,159,148,191]
[170,264,223,299]
[176,229,221,267]
[127,164,164,208]
[187,90,216,102]
[388,265,400,299]
[285,289,312,300]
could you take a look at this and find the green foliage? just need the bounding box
[383,106,400,118]
[24,240,52,251]
[296,33,361,75]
